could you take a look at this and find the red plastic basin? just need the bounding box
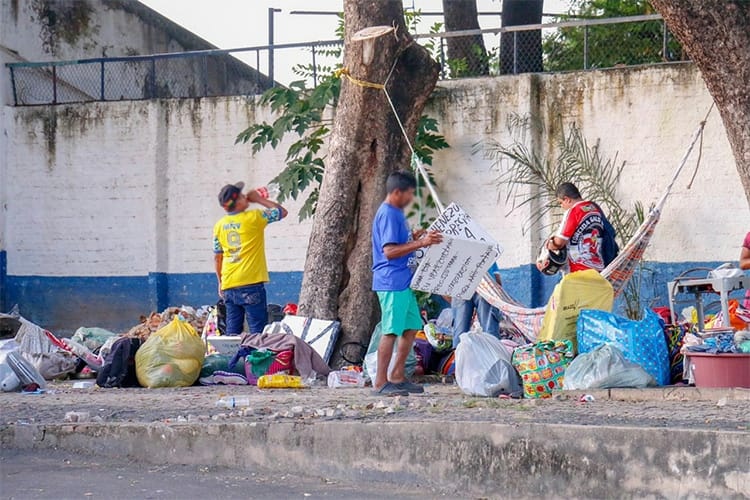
[686,352,750,388]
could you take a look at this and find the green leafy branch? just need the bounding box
[236,12,449,223]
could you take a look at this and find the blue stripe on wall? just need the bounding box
[0,250,6,313]
[498,260,743,313]
[3,262,745,334]
[5,271,303,335]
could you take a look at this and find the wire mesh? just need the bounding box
[12,67,53,105]
[103,59,151,101]
[7,18,685,105]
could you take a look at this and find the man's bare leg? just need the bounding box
[374,333,397,390]
[389,329,417,384]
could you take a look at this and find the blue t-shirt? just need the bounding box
[372,202,415,291]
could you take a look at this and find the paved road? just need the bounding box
[1,449,438,500]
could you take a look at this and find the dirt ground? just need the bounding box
[1,381,747,432]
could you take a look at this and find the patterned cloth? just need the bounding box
[512,341,574,399]
[663,323,690,384]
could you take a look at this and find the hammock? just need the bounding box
[345,62,711,343]
[473,116,708,342]
[411,110,708,342]
[476,207,660,342]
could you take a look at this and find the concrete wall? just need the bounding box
[2,63,748,331]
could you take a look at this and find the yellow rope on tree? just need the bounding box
[334,68,386,90]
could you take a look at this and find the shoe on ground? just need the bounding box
[372,381,409,397]
[213,371,248,385]
[393,381,424,394]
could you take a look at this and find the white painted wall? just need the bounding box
[5,97,311,277]
[3,64,748,281]
[432,65,748,266]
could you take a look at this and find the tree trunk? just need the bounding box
[650,0,750,206]
[500,0,544,74]
[297,0,440,367]
[442,0,489,76]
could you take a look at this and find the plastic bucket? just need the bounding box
[686,353,750,388]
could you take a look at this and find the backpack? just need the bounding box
[593,203,620,267]
[96,337,142,388]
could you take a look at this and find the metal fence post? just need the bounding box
[255,49,261,92]
[100,61,105,100]
[512,31,518,74]
[149,58,156,98]
[311,45,317,87]
[9,67,18,105]
[202,55,209,97]
[268,8,281,86]
[583,25,589,70]
[52,66,57,104]
[662,20,669,61]
[439,37,446,79]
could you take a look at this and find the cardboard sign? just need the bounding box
[427,202,503,256]
[411,235,499,300]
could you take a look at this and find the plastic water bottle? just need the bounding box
[327,370,365,388]
[255,182,281,200]
[215,396,251,408]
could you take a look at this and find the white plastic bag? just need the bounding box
[455,330,522,397]
[563,344,656,390]
[13,316,77,379]
[363,322,416,382]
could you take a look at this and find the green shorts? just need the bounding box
[376,289,423,337]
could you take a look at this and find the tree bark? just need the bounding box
[500,0,543,74]
[650,0,750,205]
[442,0,489,76]
[297,0,440,367]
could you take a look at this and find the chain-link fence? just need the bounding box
[7,40,343,106]
[7,15,685,106]
[416,14,685,79]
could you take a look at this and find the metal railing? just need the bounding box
[6,15,685,106]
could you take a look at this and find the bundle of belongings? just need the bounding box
[199,331,331,386]
[1,307,77,391]
[372,306,526,390]
[442,269,678,398]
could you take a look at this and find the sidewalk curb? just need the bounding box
[562,387,750,402]
[2,420,748,498]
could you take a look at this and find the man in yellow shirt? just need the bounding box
[213,182,288,335]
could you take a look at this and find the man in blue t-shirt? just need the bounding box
[372,171,442,396]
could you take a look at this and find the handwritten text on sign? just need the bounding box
[414,203,503,263]
[411,236,499,300]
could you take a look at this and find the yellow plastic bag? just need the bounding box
[538,269,614,353]
[257,374,306,389]
[135,317,205,388]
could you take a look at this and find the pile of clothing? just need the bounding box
[199,332,331,386]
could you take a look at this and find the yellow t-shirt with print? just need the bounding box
[213,208,281,290]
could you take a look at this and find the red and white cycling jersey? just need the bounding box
[556,201,605,273]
